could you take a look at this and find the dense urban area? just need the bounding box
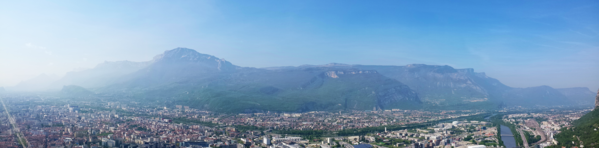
[0,95,593,148]
[3,0,599,147]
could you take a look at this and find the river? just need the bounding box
[485,114,518,148]
[500,125,517,148]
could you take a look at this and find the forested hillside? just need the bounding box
[550,109,599,148]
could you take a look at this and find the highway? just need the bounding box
[1,97,29,148]
[517,128,529,148]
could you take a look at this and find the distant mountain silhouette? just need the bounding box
[8,74,59,92]
[9,48,594,112]
[557,87,596,106]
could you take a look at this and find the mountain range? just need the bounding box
[6,48,596,112]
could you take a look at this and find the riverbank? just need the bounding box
[500,125,517,148]
[490,114,525,147]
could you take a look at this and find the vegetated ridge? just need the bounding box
[21,48,597,112]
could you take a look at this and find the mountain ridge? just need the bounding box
[7,48,595,112]
[7,73,60,92]
[556,87,596,106]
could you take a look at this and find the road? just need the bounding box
[517,128,529,148]
[1,97,29,148]
[525,119,547,146]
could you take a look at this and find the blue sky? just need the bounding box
[1,0,598,91]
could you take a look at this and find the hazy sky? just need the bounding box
[1,0,598,91]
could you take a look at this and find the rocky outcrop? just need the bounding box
[595,89,599,110]
[325,70,377,78]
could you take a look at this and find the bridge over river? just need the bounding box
[500,125,518,148]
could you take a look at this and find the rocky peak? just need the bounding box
[324,70,378,78]
[150,47,236,71]
[153,47,222,62]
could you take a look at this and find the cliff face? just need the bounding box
[17,47,593,112]
[595,89,599,110]
[351,65,500,107]
[89,49,422,113]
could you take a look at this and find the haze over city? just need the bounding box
[1,0,598,90]
[0,1,598,148]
